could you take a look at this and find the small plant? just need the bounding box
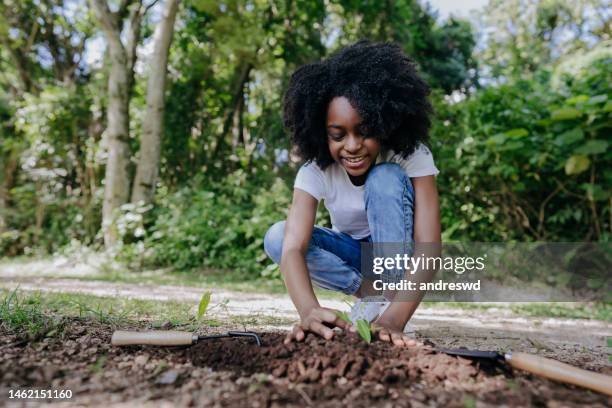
[336,310,372,344]
[336,310,351,324]
[197,291,211,319]
[355,319,372,344]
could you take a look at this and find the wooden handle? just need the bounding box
[111,330,195,346]
[507,352,612,396]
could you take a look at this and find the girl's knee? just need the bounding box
[263,221,285,263]
[365,163,413,197]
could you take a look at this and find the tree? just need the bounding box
[89,0,153,246]
[330,0,478,94]
[476,0,611,82]
[0,0,95,244]
[131,0,181,205]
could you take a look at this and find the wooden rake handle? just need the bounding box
[507,352,612,396]
[111,330,195,346]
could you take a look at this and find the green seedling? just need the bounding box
[355,319,372,344]
[336,311,371,344]
[197,291,211,319]
[336,310,351,324]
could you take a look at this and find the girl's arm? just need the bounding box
[412,175,441,243]
[281,188,319,315]
[375,175,441,345]
[281,188,349,342]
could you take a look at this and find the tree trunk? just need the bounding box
[90,0,135,247]
[131,0,180,205]
[0,151,19,233]
[211,62,253,159]
[102,40,131,246]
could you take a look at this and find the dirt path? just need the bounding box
[2,268,611,373]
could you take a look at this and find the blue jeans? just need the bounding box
[263,163,415,295]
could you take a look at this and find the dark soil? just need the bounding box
[1,319,610,407]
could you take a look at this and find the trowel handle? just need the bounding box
[111,330,195,346]
[506,352,612,396]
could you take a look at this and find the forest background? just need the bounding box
[0,0,610,286]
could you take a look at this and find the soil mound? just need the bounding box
[2,321,610,407]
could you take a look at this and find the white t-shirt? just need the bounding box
[294,145,439,239]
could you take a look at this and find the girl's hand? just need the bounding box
[284,306,350,344]
[371,320,422,348]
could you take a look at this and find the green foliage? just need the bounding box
[1,85,102,256]
[476,0,609,82]
[197,291,211,319]
[1,0,609,285]
[118,164,294,277]
[433,49,611,242]
[0,289,61,340]
[355,319,372,344]
[336,310,351,324]
[331,0,477,93]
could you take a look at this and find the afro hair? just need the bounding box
[283,40,434,169]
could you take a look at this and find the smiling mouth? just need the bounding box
[341,155,368,168]
[343,156,365,163]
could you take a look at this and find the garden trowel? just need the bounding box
[437,347,612,396]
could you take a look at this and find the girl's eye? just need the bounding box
[356,127,368,137]
[328,133,344,141]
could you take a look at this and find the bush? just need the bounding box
[118,168,296,277]
[1,85,102,257]
[432,52,611,242]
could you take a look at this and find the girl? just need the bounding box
[264,41,441,347]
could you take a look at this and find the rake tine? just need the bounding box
[227,331,262,347]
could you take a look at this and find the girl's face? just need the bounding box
[326,97,381,185]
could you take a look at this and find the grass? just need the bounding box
[1,289,194,330]
[0,288,295,336]
[0,289,64,340]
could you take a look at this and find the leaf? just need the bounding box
[336,310,351,324]
[587,94,608,105]
[191,0,221,13]
[555,128,584,146]
[580,183,610,201]
[498,141,524,151]
[504,128,528,138]
[575,140,608,155]
[197,291,211,319]
[551,108,582,121]
[356,319,371,344]
[485,133,506,145]
[566,95,589,105]
[564,155,590,175]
